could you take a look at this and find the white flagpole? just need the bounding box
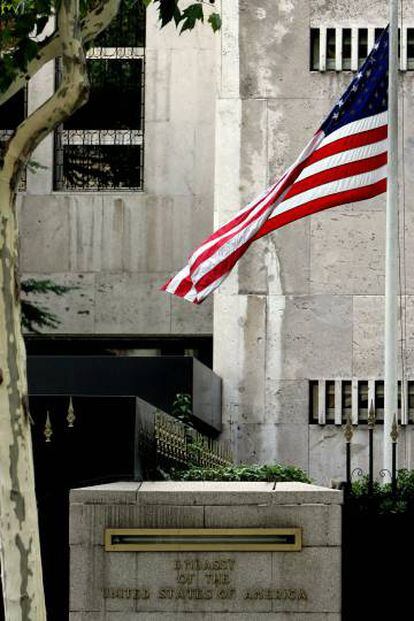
[384,0,399,479]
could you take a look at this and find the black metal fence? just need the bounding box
[341,400,409,620]
[135,398,232,479]
[343,400,399,494]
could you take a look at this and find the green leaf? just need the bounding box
[156,0,181,27]
[208,12,221,33]
[142,0,152,6]
[180,3,203,33]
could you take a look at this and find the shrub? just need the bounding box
[172,463,311,483]
[348,469,414,515]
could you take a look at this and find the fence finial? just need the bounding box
[391,413,399,442]
[344,413,354,443]
[368,399,376,428]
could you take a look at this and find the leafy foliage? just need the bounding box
[0,0,53,94]
[148,0,220,33]
[21,278,76,333]
[348,469,414,515]
[171,392,193,426]
[0,0,220,99]
[173,463,311,483]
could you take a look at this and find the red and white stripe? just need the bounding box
[162,111,388,304]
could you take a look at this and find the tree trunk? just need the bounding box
[0,1,121,616]
[0,177,46,619]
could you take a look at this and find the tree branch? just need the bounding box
[0,34,61,109]
[80,0,122,44]
[1,0,89,192]
[0,0,121,109]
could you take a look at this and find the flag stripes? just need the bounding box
[162,28,389,304]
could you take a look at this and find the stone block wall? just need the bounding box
[69,481,343,619]
[213,0,414,479]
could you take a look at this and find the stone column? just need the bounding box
[213,0,322,469]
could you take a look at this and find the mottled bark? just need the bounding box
[0,0,119,617]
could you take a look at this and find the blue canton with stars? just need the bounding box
[320,26,389,137]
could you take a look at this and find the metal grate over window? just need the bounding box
[310,26,414,72]
[54,0,145,191]
[309,379,413,425]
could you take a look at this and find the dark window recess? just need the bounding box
[375,28,384,42]
[342,28,352,70]
[0,89,27,189]
[64,59,144,131]
[408,29,414,70]
[0,89,26,129]
[398,380,402,411]
[309,380,319,422]
[375,380,384,419]
[358,380,369,421]
[57,144,143,191]
[310,28,320,70]
[326,28,336,70]
[93,0,145,47]
[358,28,368,66]
[408,381,414,420]
[326,380,336,422]
[342,380,352,421]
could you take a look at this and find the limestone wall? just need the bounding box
[19,4,216,336]
[213,0,414,479]
[69,481,343,619]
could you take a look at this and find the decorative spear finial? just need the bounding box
[44,411,53,443]
[368,399,376,428]
[344,413,354,443]
[67,396,76,428]
[391,413,399,443]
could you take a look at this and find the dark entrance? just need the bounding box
[342,500,414,619]
[32,395,136,620]
[0,355,221,620]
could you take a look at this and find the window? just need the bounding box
[310,29,320,71]
[54,0,145,191]
[375,380,384,418]
[342,381,352,421]
[326,380,336,422]
[310,379,412,425]
[326,28,336,70]
[408,29,414,70]
[0,89,27,189]
[309,380,319,423]
[358,28,368,66]
[310,26,414,72]
[358,380,369,422]
[342,28,352,70]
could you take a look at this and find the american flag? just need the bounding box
[162,27,389,304]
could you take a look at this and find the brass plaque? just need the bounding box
[104,528,302,552]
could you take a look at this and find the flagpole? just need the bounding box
[384,0,399,479]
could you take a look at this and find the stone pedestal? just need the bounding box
[69,481,342,620]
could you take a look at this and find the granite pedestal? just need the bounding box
[69,481,343,620]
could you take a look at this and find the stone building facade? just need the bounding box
[16,1,414,483]
[214,0,414,484]
[18,2,215,344]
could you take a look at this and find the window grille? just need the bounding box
[310,26,414,72]
[0,89,27,190]
[54,0,145,191]
[310,379,414,425]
